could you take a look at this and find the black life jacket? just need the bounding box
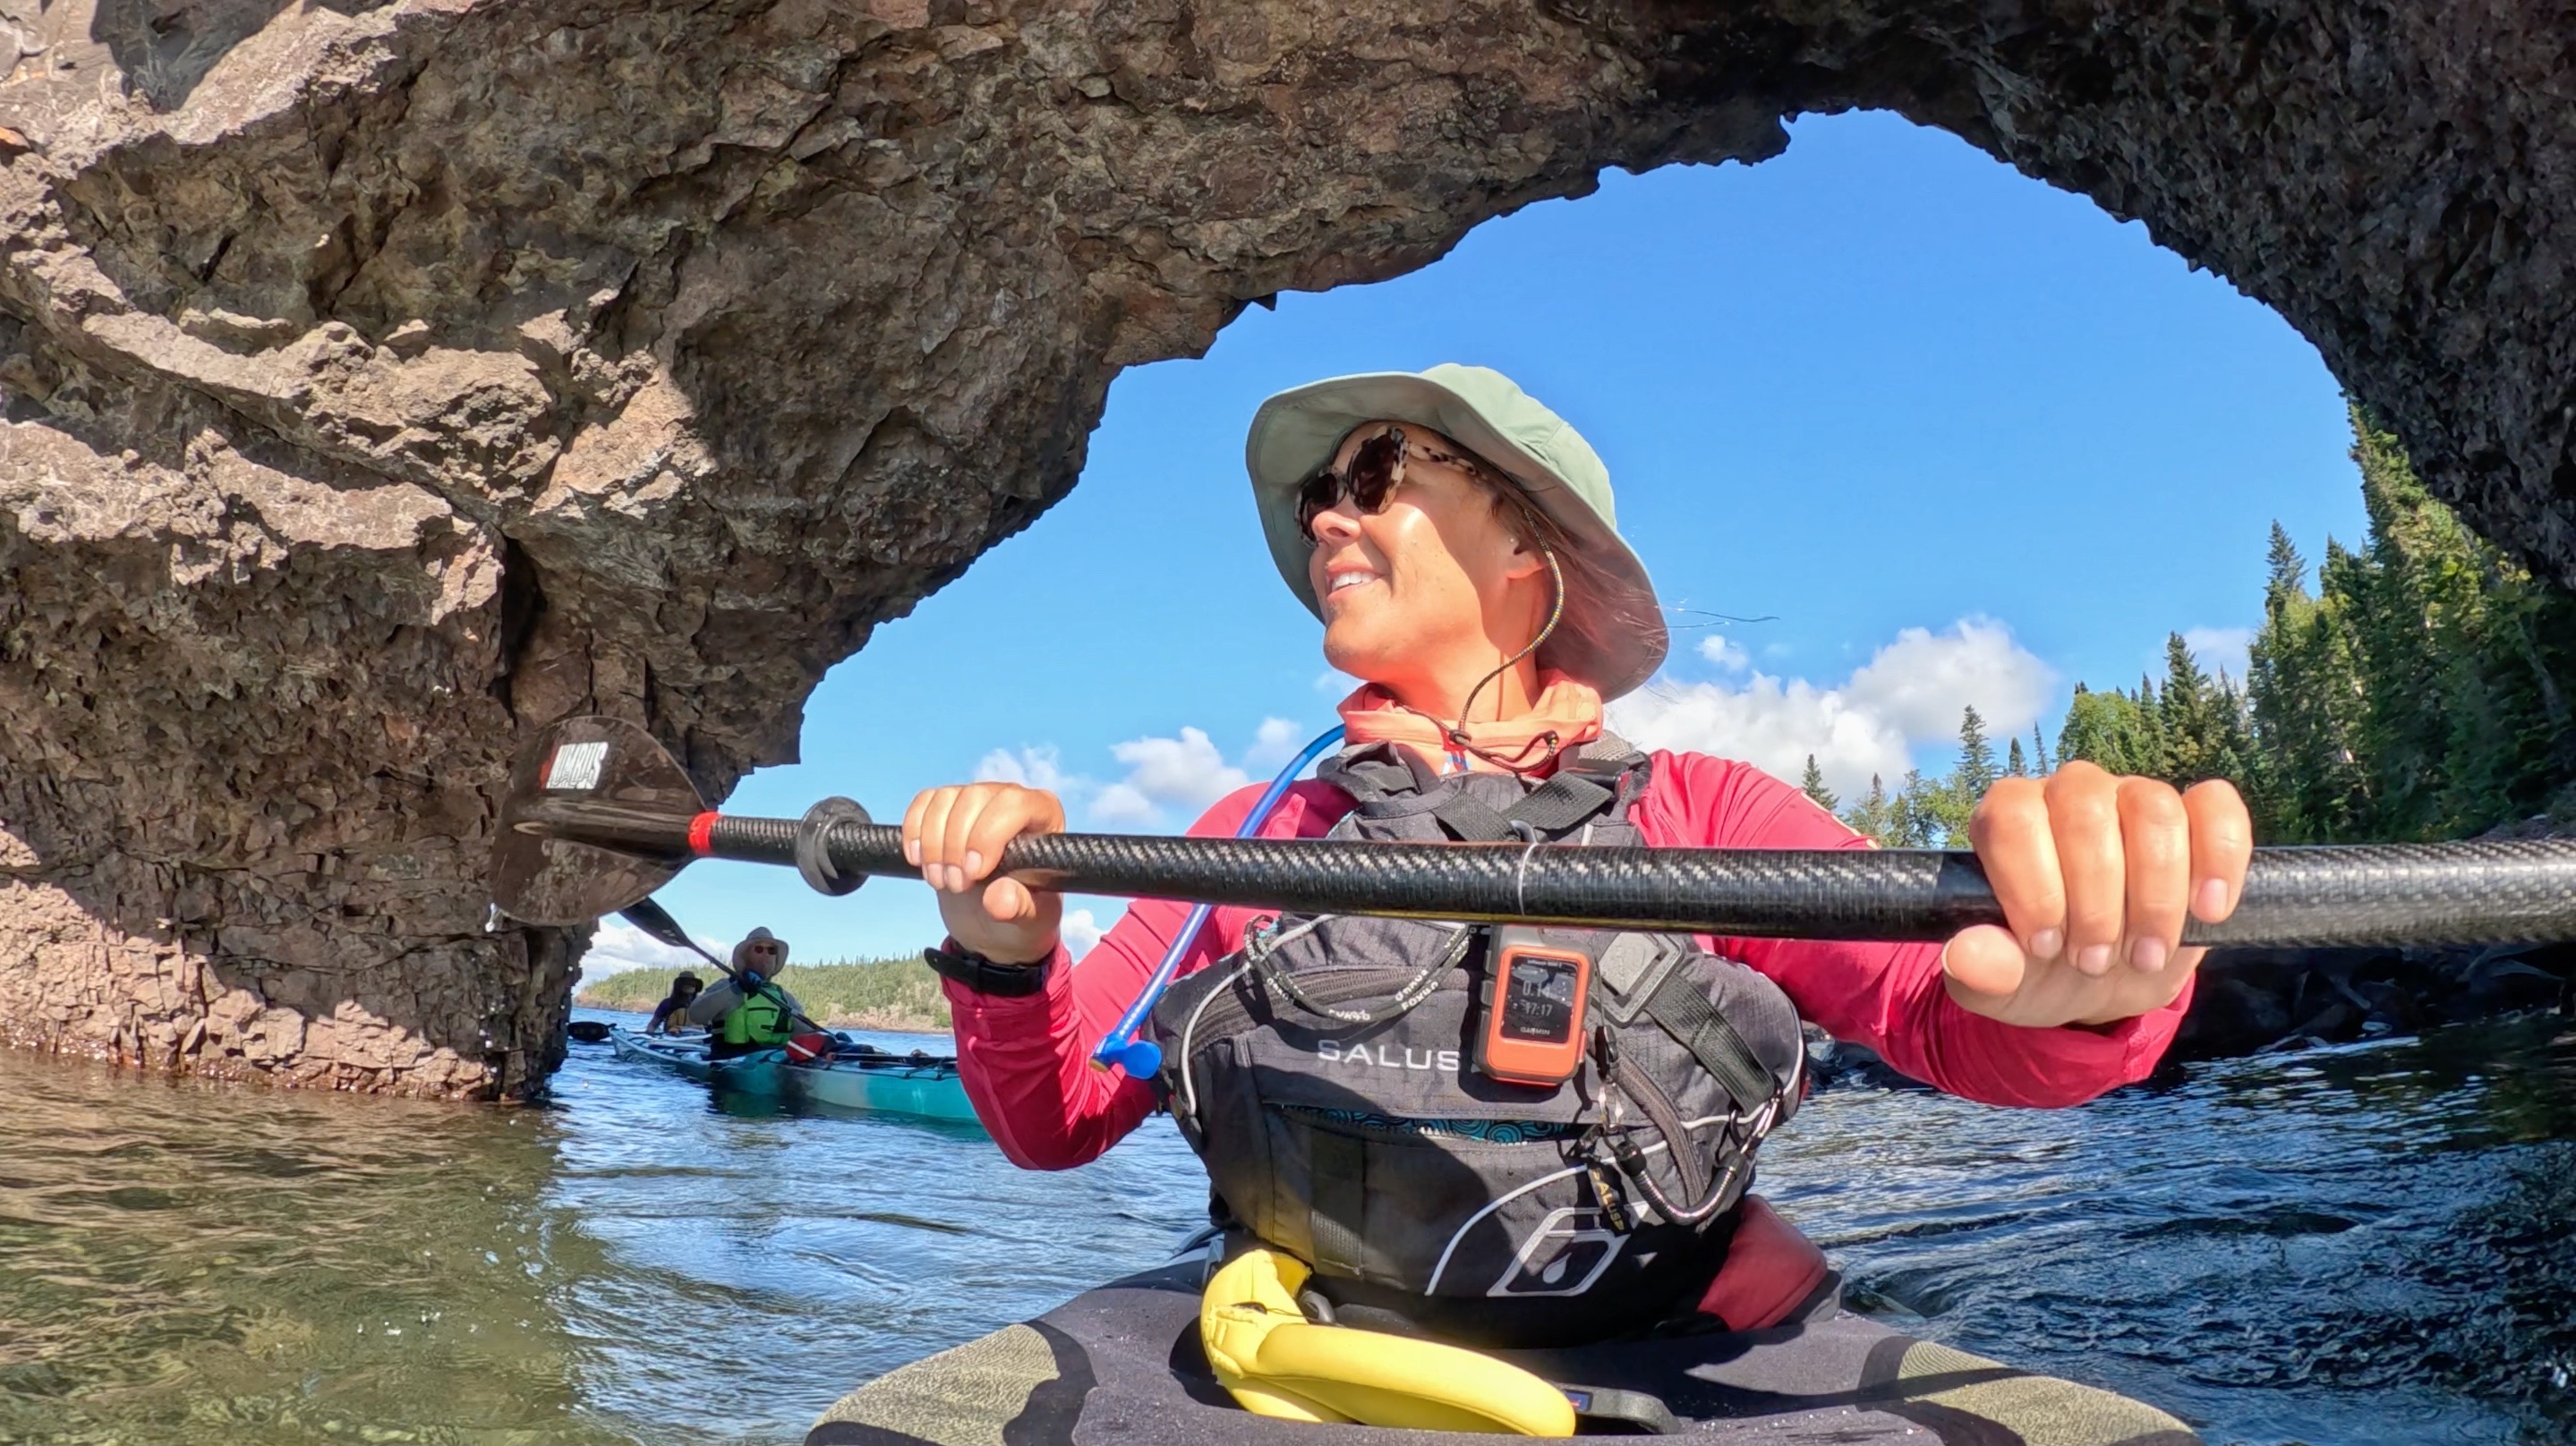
[1149,740,1809,1348]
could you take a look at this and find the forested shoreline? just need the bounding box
[576,956,953,1033]
[1810,408,2576,846]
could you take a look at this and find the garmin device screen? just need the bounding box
[1475,929,1592,1087]
[1499,956,1581,1040]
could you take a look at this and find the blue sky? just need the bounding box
[588,110,2360,978]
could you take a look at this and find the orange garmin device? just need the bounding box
[1474,926,1592,1087]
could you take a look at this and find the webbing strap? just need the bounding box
[1557,1383,1685,1435]
[1429,771,1622,843]
[1506,772,1618,833]
[1429,793,1516,842]
[1308,1128,1368,1279]
[1331,757,1418,804]
[1643,972,1776,1110]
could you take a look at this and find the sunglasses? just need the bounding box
[1294,427,1491,542]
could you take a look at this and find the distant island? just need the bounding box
[576,955,952,1035]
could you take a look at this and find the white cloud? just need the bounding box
[1608,617,2056,800]
[1840,620,2055,739]
[975,744,1086,793]
[1004,721,1319,832]
[1061,907,1105,957]
[2180,626,2255,686]
[577,919,721,981]
[1613,676,1913,802]
[1090,782,1161,826]
[1697,635,1751,672]
[1241,717,1303,770]
[1087,727,1251,826]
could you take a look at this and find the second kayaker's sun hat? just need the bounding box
[1244,363,1669,700]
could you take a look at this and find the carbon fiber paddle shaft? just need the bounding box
[693,817,2576,946]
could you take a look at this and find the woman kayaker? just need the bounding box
[875,364,2247,1439]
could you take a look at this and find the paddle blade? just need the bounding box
[492,715,706,925]
[616,897,699,954]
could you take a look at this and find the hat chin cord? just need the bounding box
[1431,549,1567,776]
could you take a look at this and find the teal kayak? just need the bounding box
[608,1027,982,1126]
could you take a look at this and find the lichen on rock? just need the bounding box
[4,0,2574,1096]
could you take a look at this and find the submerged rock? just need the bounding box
[2172,945,2572,1062]
[6,1,2576,1095]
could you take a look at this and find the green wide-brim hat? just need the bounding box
[1244,363,1668,700]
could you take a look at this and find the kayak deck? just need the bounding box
[608,1027,982,1126]
[808,1255,2201,1445]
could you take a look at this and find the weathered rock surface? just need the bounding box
[4,0,2575,1096]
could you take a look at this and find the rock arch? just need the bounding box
[1,0,2567,1095]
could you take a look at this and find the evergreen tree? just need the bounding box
[2345,408,2481,838]
[2236,409,2571,838]
[2250,520,2371,839]
[2006,736,2028,778]
[2210,670,2265,811]
[2135,673,2170,780]
[1887,770,1941,846]
[1954,706,1998,799]
[1798,753,1839,813]
[2157,633,2229,785]
[2030,723,2051,775]
[2266,521,2306,596]
[2470,552,2576,821]
[1967,412,2576,844]
[1838,774,1893,844]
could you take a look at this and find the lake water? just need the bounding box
[3,1009,2569,1445]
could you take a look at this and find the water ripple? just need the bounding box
[0,1012,2566,1446]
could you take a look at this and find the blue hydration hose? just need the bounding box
[1090,725,1345,1078]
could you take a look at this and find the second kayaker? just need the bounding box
[688,927,806,1059]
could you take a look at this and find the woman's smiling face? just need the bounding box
[1303,424,1546,694]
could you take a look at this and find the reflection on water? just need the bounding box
[0,1053,608,1444]
[0,1015,1207,1446]
[0,1009,2567,1445]
[1768,1018,2576,1446]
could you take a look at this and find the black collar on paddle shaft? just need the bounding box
[492,716,2576,947]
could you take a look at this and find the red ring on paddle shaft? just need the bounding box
[687,811,719,855]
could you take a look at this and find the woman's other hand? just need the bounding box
[1943,761,2253,1029]
[902,783,1068,965]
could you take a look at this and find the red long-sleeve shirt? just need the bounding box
[945,752,2191,1171]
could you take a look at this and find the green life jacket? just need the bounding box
[721,982,797,1048]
